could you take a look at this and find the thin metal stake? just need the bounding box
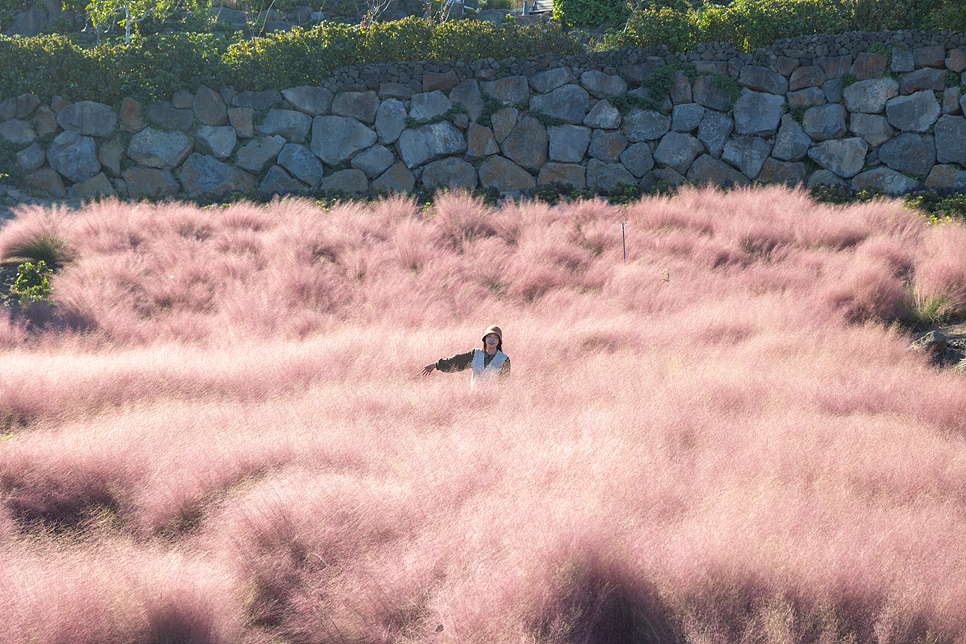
[621,222,626,263]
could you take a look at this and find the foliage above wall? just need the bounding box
[555,0,966,37]
[591,0,966,53]
[0,19,583,105]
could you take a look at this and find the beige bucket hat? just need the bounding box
[482,325,502,343]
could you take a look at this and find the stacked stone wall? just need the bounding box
[3,28,966,205]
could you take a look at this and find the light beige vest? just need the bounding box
[471,348,507,388]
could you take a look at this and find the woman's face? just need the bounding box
[484,334,500,351]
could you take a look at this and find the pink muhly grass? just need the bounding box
[429,189,498,250]
[816,252,908,322]
[0,203,74,265]
[0,540,243,644]
[2,186,966,643]
[911,223,966,317]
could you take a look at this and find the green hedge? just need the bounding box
[0,18,582,104]
[222,18,583,91]
[0,32,229,104]
[592,0,965,52]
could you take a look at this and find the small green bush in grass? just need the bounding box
[11,260,53,310]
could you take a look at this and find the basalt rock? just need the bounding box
[372,162,416,193]
[529,84,590,125]
[311,116,377,166]
[478,156,535,192]
[397,121,466,169]
[282,86,335,116]
[886,91,941,133]
[256,109,312,143]
[236,135,286,174]
[55,101,116,137]
[421,157,477,190]
[47,131,100,183]
[178,153,256,197]
[548,125,591,163]
[538,163,586,190]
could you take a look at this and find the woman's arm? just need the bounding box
[422,350,475,375]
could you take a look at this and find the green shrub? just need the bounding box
[839,72,858,89]
[924,0,966,31]
[0,18,581,104]
[726,0,852,51]
[10,260,53,309]
[529,109,563,127]
[476,90,503,128]
[852,0,939,31]
[551,0,626,28]
[613,0,854,53]
[615,5,696,52]
[0,32,230,104]
[222,18,582,91]
[788,103,808,122]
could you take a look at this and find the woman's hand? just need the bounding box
[421,363,436,376]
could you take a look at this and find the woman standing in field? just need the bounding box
[421,325,510,386]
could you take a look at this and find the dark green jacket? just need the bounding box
[436,349,511,378]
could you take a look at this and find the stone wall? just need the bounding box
[3,28,966,205]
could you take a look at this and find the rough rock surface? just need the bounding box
[331,91,380,124]
[124,168,180,198]
[56,101,117,137]
[934,115,966,165]
[722,136,771,179]
[654,132,704,174]
[538,163,586,189]
[194,126,237,160]
[397,122,467,169]
[529,85,590,125]
[849,113,895,149]
[257,109,312,143]
[311,117,377,166]
[178,153,255,197]
[128,128,194,170]
[773,115,811,161]
[733,91,784,136]
[623,109,671,142]
[886,91,941,132]
[688,154,749,186]
[808,138,869,178]
[878,133,936,179]
[47,131,100,183]
[351,145,395,179]
[372,163,416,193]
[803,104,848,141]
[421,157,477,189]
[282,86,335,115]
[842,78,899,114]
[586,159,636,192]
[320,169,369,195]
[236,135,287,174]
[278,144,324,188]
[549,125,591,163]
[478,156,535,192]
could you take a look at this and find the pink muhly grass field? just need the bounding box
[1,186,966,643]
